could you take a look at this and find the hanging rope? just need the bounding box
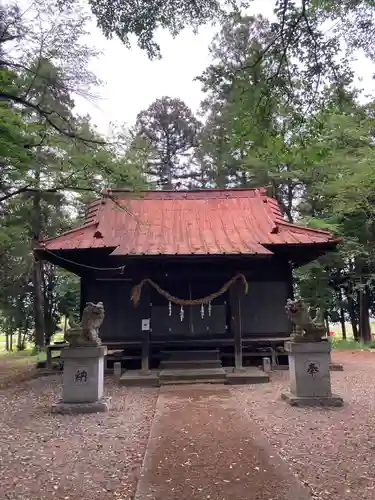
[131,273,248,307]
[42,250,127,272]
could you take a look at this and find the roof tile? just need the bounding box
[39,188,338,256]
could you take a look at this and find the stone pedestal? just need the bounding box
[281,341,343,407]
[113,361,122,379]
[51,346,111,414]
[262,357,271,373]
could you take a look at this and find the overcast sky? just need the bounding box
[73,0,375,136]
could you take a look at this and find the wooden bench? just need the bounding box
[46,343,69,370]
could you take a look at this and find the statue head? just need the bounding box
[285,298,305,315]
[85,301,104,312]
[81,301,105,329]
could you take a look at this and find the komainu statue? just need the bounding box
[285,298,326,342]
[65,302,105,347]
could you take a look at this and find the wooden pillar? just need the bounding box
[141,288,152,374]
[141,329,150,374]
[230,281,243,371]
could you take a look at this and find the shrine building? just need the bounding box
[35,188,339,379]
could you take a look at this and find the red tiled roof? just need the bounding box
[38,188,339,256]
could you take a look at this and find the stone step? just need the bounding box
[162,378,226,385]
[161,349,220,361]
[159,367,226,384]
[225,368,270,385]
[159,359,223,370]
[119,371,160,387]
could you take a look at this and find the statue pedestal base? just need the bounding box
[281,341,343,407]
[51,397,111,414]
[51,346,111,414]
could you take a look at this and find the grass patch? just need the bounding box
[330,338,375,350]
[331,339,363,350]
[0,331,65,356]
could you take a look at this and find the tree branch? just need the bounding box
[0,185,32,203]
[0,91,107,145]
[0,182,130,204]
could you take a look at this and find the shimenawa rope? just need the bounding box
[131,273,248,307]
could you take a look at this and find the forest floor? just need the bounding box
[0,350,374,499]
[0,352,38,389]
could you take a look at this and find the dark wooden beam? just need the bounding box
[229,281,243,371]
[268,244,339,268]
[141,289,152,374]
[90,259,289,282]
[141,330,150,373]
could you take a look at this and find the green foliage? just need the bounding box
[134,96,201,189]
[0,0,145,348]
[87,0,243,58]
[195,11,375,342]
[56,271,80,321]
[80,0,375,74]
[2,0,375,349]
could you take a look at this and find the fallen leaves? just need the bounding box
[0,377,158,500]
[232,350,375,500]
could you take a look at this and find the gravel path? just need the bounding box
[1,351,374,500]
[0,375,158,500]
[135,385,311,500]
[232,351,375,499]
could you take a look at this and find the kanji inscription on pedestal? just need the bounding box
[73,367,89,384]
[306,361,319,377]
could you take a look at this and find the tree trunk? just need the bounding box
[340,307,347,340]
[32,259,45,348]
[350,318,359,341]
[31,167,45,349]
[17,329,23,350]
[346,293,359,341]
[346,259,359,340]
[166,158,173,190]
[355,257,372,343]
[5,333,9,351]
[359,283,372,343]
[17,329,27,351]
[338,288,346,340]
[216,123,227,188]
[21,329,28,350]
[43,265,55,345]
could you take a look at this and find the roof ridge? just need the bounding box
[256,197,279,232]
[106,187,266,194]
[103,187,268,201]
[276,220,332,236]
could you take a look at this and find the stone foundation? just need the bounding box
[51,397,111,414]
[281,391,343,407]
[52,345,111,414]
[281,341,343,407]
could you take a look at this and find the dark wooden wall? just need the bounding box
[240,281,290,336]
[82,256,293,343]
[84,280,148,340]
